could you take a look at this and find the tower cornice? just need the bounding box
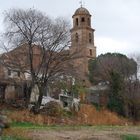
[70,27,95,32]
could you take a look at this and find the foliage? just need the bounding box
[89,53,137,84]
[58,80,86,98]
[107,70,124,115]
[88,53,137,116]
[71,83,86,98]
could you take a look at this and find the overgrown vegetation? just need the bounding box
[1,104,127,126]
[89,53,140,120]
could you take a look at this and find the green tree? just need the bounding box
[108,70,124,115]
[88,53,137,115]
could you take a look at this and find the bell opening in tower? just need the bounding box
[89,33,92,43]
[76,18,79,26]
[81,17,85,22]
[88,18,90,26]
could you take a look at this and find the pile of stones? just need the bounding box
[0,114,9,136]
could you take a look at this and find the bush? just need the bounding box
[40,101,62,117]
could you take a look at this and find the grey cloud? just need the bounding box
[0,0,140,55]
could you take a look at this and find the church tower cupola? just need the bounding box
[73,7,91,28]
[70,6,96,57]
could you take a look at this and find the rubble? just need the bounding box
[0,114,10,136]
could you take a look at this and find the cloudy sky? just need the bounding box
[0,0,140,56]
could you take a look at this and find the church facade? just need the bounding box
[70,6,96,84]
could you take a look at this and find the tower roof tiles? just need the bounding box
[74,7,90,15]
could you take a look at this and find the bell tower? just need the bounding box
[70,6,96,84]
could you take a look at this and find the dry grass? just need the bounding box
[1,103,138,140]
[77,104,128,125]
[7,109,58,125]
[5,104,129,126]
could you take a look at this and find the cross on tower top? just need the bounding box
[79,1,82,7]
[79,0,85,7]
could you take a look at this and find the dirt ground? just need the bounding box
[28,126,140,140]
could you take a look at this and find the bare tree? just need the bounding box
[0,8,78,108]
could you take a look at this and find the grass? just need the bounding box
[9,121,140,129]
[5,121,126,132]
[5,104,128,125]
[9,121,140,132]
[121,134,140,140]
[11,122,43,128]
[1,135,29,140]
[10,121,92,130]
[2,122,96,140]
[2,122,140,140]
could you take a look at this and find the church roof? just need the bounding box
[74,7,90,15]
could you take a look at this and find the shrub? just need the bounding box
[40,101,62,117]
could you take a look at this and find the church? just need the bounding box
[0,6,97,103]
[70,6,96,85]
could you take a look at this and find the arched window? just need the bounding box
[81,17,85,22]
[88,18,90,26]
[75,33,79,43]
[89,33,92,43]
[76,18,79,26]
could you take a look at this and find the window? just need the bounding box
[88,18,90,26]
[76,18,79,26]
[81,17,85,22]
[75,33,79,43]
[89,33,92,43]
[89,49,92,56]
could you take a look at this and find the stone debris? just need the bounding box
[0,114,10,136]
